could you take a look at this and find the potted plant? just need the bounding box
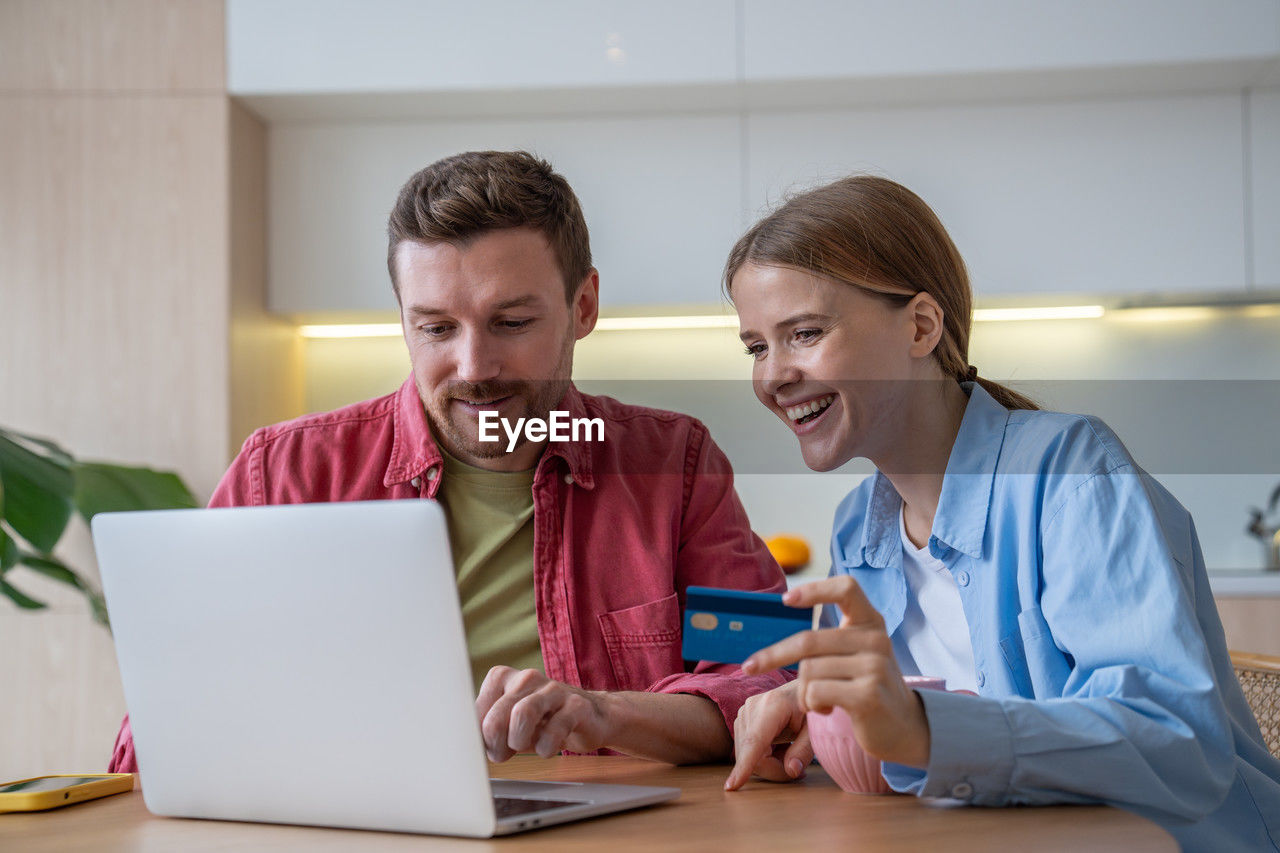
[0,426,197,626]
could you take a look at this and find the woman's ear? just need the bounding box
[906,292,945,359]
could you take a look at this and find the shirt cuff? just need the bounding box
[648,668,793,732]
[895,688,1017,805]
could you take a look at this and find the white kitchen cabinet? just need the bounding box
[229,0,737,95]
[742,0,1279,85]
[747,94,1247,297]
[1250,88,1280,290]
[268,113,743,315]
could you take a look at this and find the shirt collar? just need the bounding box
[385,375,442,488]
[536,384,595,490]
[384,375,595,490]
[928,381,1011,559]
[852,381,1010,566]
[856,473,905,569]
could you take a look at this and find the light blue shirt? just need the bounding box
[824,383,1280,851]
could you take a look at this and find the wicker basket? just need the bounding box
[1231,651,1280,758]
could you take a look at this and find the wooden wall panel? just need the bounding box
[0,94,230,780]
[229,99,304,455]
[1216,596,1280,657]
[0,0,224,92]
[0,0,232,781]
[0,96,231,498]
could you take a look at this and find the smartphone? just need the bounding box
[0,774,134,813]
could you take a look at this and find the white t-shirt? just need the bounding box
[895,506,979,693]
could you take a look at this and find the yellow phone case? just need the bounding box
[0,773,134,813]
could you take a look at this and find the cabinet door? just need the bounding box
[1250,89,1280,290]
[269,113,742,313]
[747,94,1246,297]
[742,0,1280,83]
[229,0,737,94]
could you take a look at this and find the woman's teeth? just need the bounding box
[786,395,835,424]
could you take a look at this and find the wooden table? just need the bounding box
[0,755,1175,851]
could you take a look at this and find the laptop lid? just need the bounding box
[94,500,676,837]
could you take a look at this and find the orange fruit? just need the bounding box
[765,534,811,573]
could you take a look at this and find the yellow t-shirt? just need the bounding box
[436,446,544,694]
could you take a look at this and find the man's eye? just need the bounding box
[497,319,533,331]
[419,324,451,337]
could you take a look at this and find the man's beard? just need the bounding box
[423,375,571,462]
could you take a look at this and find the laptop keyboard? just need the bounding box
[494,796,582,818]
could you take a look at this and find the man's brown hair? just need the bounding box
[386,150,592,302]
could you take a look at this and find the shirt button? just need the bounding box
[425,467,439,482]
[564,473,574,485]
[976,671,986,688]
[410,477,421,489]
[950,782,974,799]
[956,570,970,587]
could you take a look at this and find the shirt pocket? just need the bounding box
[999,605,1072,698]
[597,593,682,691]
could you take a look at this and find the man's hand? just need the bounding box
[724,680,812,791]
[476,667,612,762]
[739,576,931,770]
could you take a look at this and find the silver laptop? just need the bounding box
[92,500,679,837]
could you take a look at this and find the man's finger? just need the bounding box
[533,705,580,758]
[782,727,814,779]
[507,689,557,753]
[475,665,516,720]
[481,689,529,762]
[725,729,775,791]
[750,745,795,783]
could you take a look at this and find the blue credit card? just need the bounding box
[681,586,812,670]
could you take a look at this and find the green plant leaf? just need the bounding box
[0,433,74,552]
[0,525,18,571]
[19,553,110,628]
[88,589,110,629]
[18,552,84,589]
[0,574,48,610]
[0,429,73,466]
[72,462,197,521]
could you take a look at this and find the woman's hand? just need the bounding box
[724,680,812,791]
[741,576,932,770]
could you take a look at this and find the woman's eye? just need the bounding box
[795,328,822,343]
[743,342,766,359]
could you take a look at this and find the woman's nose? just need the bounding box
[758,351,802,397]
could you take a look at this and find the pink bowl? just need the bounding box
[806,675,945,795]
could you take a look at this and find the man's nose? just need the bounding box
[454,331,501,384]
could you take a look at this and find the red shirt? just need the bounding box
[109,377,790,772]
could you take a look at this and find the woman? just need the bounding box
[720,176,1280,850]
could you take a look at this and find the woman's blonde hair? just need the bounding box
[725,175,1037,411]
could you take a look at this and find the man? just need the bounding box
[108,150,789,771]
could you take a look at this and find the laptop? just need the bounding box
[92,500,679,837]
